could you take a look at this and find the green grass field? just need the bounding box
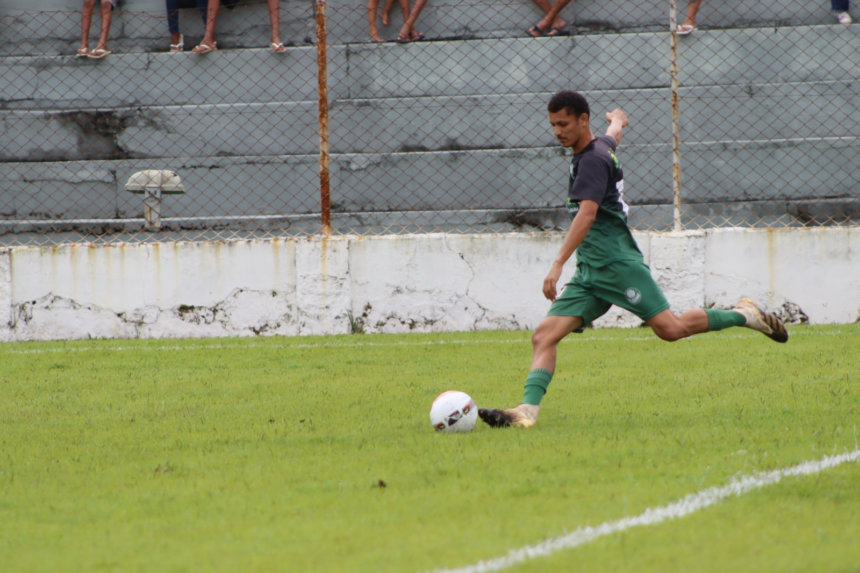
[1,325,859,572]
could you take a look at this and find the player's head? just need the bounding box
[547,91,591,150]
[548,91,590,118]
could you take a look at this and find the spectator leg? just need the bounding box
[95,0,112,51]
[531,0,566,29]
[534,0,572,33]
[395,0,410,22]
[398,0,427,41]
[200,0,220,48]
[381,0,408,26]
[166,0,181,45]
[268,0,282,46]
[80,0,97,50]
[368,0,383,42]
[682,0,703,27]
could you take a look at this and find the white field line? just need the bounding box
[0,328,853,356]
[432,448,860,573]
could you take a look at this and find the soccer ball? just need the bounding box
[430,391,477,433]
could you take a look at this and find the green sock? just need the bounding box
[705,309,746,331]
[522,368,553,406]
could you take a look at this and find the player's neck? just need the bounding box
[571,129,595,154]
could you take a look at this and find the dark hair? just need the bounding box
[547,91,590,118]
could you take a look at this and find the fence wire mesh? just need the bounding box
[0,0,857,246]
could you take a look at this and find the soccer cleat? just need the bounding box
[733,298,789,343]
[478,407,536,428]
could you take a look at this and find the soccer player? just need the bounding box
[479,90,788,429]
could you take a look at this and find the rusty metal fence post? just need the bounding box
[669,0,682,232]
[316,0,332,236]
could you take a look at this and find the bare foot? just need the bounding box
[381,10,390,25]
[552,17,566,28]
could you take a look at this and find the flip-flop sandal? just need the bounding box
[544,26,568,36]
[76,47,89,57]
[271,42,286,53]
[676,24,696,35]
[87,48,111,59]
[395,33,410,43]
[527,24,545,37]
[410,31,425,41]
[170,34,184,52]
[192,42,217,54]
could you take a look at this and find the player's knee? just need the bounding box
[652,323,684,342]
[531,326,557,349]
[531,329,547,349]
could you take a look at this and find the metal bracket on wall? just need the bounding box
[124,170,186,230]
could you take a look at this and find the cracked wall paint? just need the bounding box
[349,234,556,334]
[9,238,296,313]
[9,288,298,341]
[0,229,856,342]
[0,249,13,342]
[296,237,351,335]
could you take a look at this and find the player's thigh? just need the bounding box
[546,273,611,329]
[591,260,670,321]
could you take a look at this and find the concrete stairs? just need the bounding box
[1,0,859,238]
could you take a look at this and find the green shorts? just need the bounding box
[547,259,670,327]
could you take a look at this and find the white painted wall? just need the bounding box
[0,227,857,342]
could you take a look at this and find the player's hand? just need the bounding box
[606,108,629,128]
[542,263,563,301]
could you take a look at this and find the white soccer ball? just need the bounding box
[430,391,478,433]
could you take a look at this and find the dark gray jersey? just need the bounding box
[567,135,643,267]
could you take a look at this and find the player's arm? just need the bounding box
[604,108,629,146]
[542,200,599,301]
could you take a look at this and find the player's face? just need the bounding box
[549,109,588,149]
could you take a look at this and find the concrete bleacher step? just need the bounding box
[5,80,860,161]
[2,27,858,161]
[2,137,857,222]
[2,91,667,160]
[0,48,318,110]
[1,25,858,230]
[0,0,842,56]
[4,26,857,110]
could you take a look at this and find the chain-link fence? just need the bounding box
[0,0,857,246]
